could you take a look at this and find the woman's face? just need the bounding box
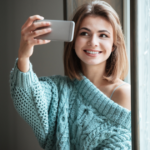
[74,15,114,67]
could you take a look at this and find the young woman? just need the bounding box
[10,1,131,149]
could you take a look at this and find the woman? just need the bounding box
[10,0,131,149]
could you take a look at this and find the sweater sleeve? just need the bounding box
[9,58,59,149]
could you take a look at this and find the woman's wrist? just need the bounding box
[17,57,30,73]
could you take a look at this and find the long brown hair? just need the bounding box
[63,0,128,82]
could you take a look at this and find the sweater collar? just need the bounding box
[73,73,131,130]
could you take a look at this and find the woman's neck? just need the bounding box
[81,61,107,87]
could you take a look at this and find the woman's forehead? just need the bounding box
[79,15,113,33]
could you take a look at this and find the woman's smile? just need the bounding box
[83,49,103,57]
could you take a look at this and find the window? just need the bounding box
[138,0,150,149]
[127,0,150,149]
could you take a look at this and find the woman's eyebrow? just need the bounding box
[79,27,110,34]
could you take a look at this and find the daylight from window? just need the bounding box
[138,0,150,149]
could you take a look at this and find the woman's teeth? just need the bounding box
[84,50,102,54]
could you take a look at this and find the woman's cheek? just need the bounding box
[77,36,84,44]
[103,40,113,51]
[75,36,85,49]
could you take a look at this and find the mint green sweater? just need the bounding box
[9,58,131,150]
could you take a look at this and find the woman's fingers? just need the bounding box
[21,15,44,30]
[28,21,51,34]
[24,38,50,45]
[20,15,51,42]
[28,27,51,39]
[32,39,51,45]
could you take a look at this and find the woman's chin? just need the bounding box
[81,60,104,66]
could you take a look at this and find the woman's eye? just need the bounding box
[80,32,88,36]
[100,34,108,38]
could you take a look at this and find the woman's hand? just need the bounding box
[18,15,51,59]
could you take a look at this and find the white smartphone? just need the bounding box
[33,19,75,42]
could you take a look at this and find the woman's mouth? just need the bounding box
[84,50,102,57]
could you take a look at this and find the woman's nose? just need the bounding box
[87,35,99,47]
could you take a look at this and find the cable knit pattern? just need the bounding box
[9,58,131,150]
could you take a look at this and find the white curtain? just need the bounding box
[138,0,150,149]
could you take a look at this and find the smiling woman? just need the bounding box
[10,0,131,150]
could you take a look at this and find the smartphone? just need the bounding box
[33,19,75,42]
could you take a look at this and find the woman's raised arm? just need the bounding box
[18,15,51,72]
[9,15,58,149]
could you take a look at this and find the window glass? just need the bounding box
[138,0,150,149]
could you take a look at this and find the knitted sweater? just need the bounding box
[9,58,131,150]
